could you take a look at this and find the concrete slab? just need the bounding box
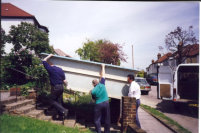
[141,86,198,133]
[139,107,173,133]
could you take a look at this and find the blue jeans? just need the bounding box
[136,99,141,128]
[94,101,110,133]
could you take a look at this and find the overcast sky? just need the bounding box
[2,0,200,70]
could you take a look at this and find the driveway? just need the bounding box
[141,86,198,133]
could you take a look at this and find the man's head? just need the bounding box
[127,74,134,84]
[92,79,99,87]
[47,61,54,66]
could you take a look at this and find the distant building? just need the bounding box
[146,53,172,75]
[1,3,49,53]
[146,44,199,75]
[54,49,71,57]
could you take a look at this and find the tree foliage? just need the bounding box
[2,22,53,87]
[165,26,198,52]
[76,39,127,65]
[137,70,146,78]
[99,40,127,65]
[165,26,198,65]
[76,39,100,62]
[1,28,7,55]
[8,22,53,56]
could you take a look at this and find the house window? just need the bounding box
[170,59,176,67]
[163,61,168,66]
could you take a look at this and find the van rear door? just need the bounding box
[175,64,199,101]
[158,66,173,100]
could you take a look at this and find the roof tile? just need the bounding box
[54,49,71,57]
[1,3,33,17]
[155,53,172,63]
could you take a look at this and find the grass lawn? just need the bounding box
[141,104,191,133]
[0,114,92,133]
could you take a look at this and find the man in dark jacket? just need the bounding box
[43,54,67,119]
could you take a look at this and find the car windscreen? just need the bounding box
[135,79,147,84]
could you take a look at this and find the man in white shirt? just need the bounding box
[127,74,141,128]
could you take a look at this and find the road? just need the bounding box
[140,86,199,133]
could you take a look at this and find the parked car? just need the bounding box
[135,77,151,95]
[146,74,158,85]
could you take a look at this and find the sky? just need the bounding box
[2,0,200,70]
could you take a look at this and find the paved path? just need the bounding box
[139,107,173,133]
[141,86,199,133]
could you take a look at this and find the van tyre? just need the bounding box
[145,91,149,95]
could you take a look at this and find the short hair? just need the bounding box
[47,61,53,66]
[127,74,135,81]
[92,79,99,86]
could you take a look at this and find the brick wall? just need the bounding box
[121,96,136,132]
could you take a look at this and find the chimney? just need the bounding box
[152,60,154,64]
[157,53,161,59]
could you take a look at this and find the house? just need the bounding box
[54,49,71,57]
[172,44,199,64]
[1,3,49,53]
[146,53,172,75]
[146,60,157,75]
[146,44,199,75]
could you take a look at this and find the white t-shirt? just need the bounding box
[128,81,141,99]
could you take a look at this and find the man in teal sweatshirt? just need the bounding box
[91,64,110,133]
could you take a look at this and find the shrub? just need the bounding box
[1,83,11,90]
[20,82,35,96]
[20,86,29,96]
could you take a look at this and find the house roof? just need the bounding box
[2,3,33,17]
[155,52,172,63]
[1,3,49,33]
[172,44,199,58]
[182,44,199,57]
[147,44,199,70]
[54,49,71,57]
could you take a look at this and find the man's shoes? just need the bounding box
[61,109,68,119]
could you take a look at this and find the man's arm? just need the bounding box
[100,64,105,78]
[42,54,54,72]
[128,82,134,97]
[63,80,68,87]
[100,64,105,84]
[43,54,54,61]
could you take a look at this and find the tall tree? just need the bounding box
[8,22,53,56]
[76,39,127,65]
[99,40,127,65]
[76,39,100,62]
[3,22,53,85]
[165,26,198,64]
[1,28,7,55]
[0,28,8,89]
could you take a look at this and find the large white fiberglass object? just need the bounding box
[41,53,137,99]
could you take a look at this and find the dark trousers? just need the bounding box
[94,101,111,133]
[51,84,64,105]
[136,99,141,128]
[49,84,65,116]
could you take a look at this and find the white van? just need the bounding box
[158,64,199,102]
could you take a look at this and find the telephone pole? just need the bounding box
[132,45,134,69]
